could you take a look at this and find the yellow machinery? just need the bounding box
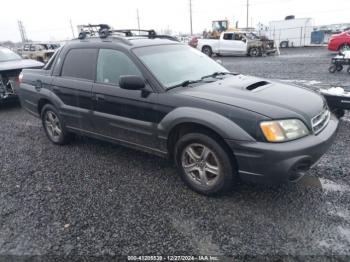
[210,19,238,39]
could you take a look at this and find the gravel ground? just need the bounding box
[0,47,349,260]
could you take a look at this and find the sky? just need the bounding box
[1,0,350,42]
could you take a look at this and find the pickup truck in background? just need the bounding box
[20,43,60,63]
[196,31,276,57]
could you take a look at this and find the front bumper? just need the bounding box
[226,114,339,184]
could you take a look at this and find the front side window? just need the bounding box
[234,34,243,41]
[133,45,228,89]
[61,48,97,81]
[96,49,141,85]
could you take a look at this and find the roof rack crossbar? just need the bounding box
[77,24,178,42]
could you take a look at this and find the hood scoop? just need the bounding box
[246,81,270,91]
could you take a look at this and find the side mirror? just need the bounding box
[119,75,146,90]
[242,38,247,43]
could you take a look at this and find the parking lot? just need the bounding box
[0,47,349,258]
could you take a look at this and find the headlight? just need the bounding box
[260,119,309,142]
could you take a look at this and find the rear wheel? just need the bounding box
[202,46,213,57]
[175,133,237,195]
[347,67,350,74]
[336,65,343,71]
[41,104,70,145]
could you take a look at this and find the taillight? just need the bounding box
[18,72,23,85]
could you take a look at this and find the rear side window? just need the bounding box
[223,33,233,40]
[61,48,97,81]
[96,49,141,85]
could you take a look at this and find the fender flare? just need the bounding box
[158,107,255,142]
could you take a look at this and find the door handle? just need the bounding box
[35,80,42,91]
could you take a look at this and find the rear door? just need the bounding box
[91,48,159,148]
[51,48,98,132]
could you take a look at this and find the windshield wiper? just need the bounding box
[167,72,238,90]
[201,71,238,80]
[167,79,202,90]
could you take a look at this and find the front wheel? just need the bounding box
[41,104,71,145]
[175,133,237,195]
[249,47,261,57]
[329,65,337,73]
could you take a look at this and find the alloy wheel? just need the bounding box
[44,111,62,142]
[181,143,221,187]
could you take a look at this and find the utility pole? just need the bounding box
[246,0,249,29]
[136,9,140,32]
[189,0,193,35]
[70,19,75,38]
[17,21,28,43]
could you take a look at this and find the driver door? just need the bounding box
[91,48,159,148]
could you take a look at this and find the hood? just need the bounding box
[0,59,44,72]
[176,75,325,125]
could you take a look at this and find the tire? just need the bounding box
[347,67,350,74]
[41,104,71,145]
[249,47,260,57]
[339,44,350,53]
[280,41,289,48]
[329,65,337,73]
[174,133,237,195]
[336,65,343,71]
[202,46,213,57]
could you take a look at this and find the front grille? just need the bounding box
[312,108,330,134]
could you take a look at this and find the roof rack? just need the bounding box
[77,24,178,42]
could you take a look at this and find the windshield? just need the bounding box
[133,45,228,89]
[0,48,22,62]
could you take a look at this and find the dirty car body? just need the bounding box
[18,35,338,195]
[0,47,43,102]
